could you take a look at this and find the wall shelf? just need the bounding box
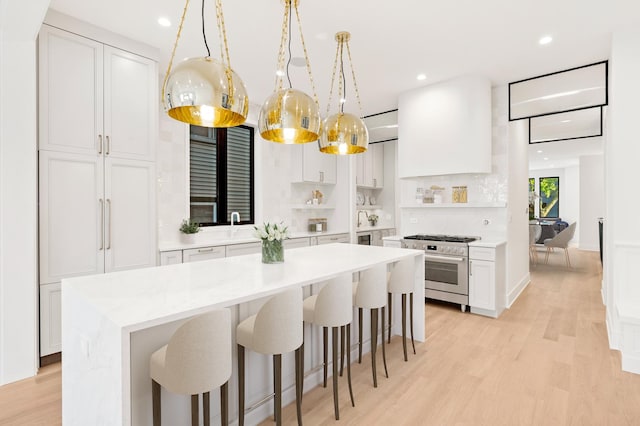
[291,204,335,210]
[355,204,382,210]
[400,202,506,208]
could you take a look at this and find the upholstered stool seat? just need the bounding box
[353,263,389,387]
[237,288,303,426]
[150,309,231,426]
[303,275,355,420]
[386,258,416,361]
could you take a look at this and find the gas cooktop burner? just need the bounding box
[403,234,478,243]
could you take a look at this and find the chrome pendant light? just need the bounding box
[258,0,320,144]
[162,0,249,128]
[319,31,369,155]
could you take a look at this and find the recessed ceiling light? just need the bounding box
[544,157,549,160]
[158,17,171,27]
[416,73,427,81]
[537,150,543,153]
[539,35,553,45]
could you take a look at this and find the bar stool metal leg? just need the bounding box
[346,324,355,407]
[358,308,363,363]
[401,294,408,361]
[191,394,198,426]
[274,354,282,426]
[410,292,416,355]
[295,345,303,426]
[381,306,388,378]
[340,325,345,377]
[152,379,161,426]
[331,327,340,420]
[323,327,328,388]
[387,293,392,344]
[238,345,245,426]
[370,308,378,388]
[220,382,228,426]
[203,392,210,426]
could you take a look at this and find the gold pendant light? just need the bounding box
[258,0,320,144]
[162,0,248,128]
[319,31,369,155]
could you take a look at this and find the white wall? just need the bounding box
[0,0,50,385]
[506,105,530,307]
[605,30,640,374]
[579,155,604,251]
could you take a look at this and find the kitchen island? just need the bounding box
[62,243,424,425]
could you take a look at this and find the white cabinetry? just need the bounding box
[160,250,183,265]
[468,244,506,318]
[291,143,336,184]
[226,242,261,257]
[37,24,158,356]
[183,246,226,263]
[40,283,62,356]
[356,143,384,188]
[39,25,156,161]
[315,233,350,245]
[283,237,311,249]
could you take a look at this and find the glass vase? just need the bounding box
[262,239,284,264]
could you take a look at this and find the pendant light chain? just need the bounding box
[274,1,290,92]
[345,41,364,116]
[214,0,235,98]
[293,2,319,107]
[161,0,191,105]
[339,41,345,114]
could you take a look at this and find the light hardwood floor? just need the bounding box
[2,249,640,425]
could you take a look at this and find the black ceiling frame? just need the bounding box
[528,105,604,145]
[363,108,399,144]
[508,60,609,122]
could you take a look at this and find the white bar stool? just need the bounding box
[387,258,416,361]
[303,274,355,420]
[150,309,232,426]
[236,288,303,426]
[353,263,389,387]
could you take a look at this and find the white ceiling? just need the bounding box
[528,136,603,170]
[48,0,640,117]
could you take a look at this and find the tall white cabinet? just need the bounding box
[38,24,158,356]
[356,143,384,188]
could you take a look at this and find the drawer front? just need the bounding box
[317,233,350,245]
[470,247,495,261]
[183,246,225,262]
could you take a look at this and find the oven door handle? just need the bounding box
[424,254,465,263]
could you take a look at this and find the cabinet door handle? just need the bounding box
[320,171,324,182]
[98,135,103,154]
[373,178,377,188]
[469,261,472,276]
[106,199,112,249]
[198,247,215,253]
[99,199,104,250]
[105,136,110,155]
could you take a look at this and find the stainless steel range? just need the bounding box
[401,234,478,312]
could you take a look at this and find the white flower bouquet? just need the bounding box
[254,222,289,263]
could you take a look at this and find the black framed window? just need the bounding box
[189,125,254,226]
[539,176,559,218]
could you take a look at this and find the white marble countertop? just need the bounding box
[158,230,350,252]
[64,243,422,332]
[468,239,506,248]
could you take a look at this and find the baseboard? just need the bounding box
[622,352,640,375]
[606,315,620,350]
[507,273,530,308]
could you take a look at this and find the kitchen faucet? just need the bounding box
[357,210,369,227]
[230,211,240,227]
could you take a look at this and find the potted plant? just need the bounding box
[368,214,379,226]
[179,218,200,244]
